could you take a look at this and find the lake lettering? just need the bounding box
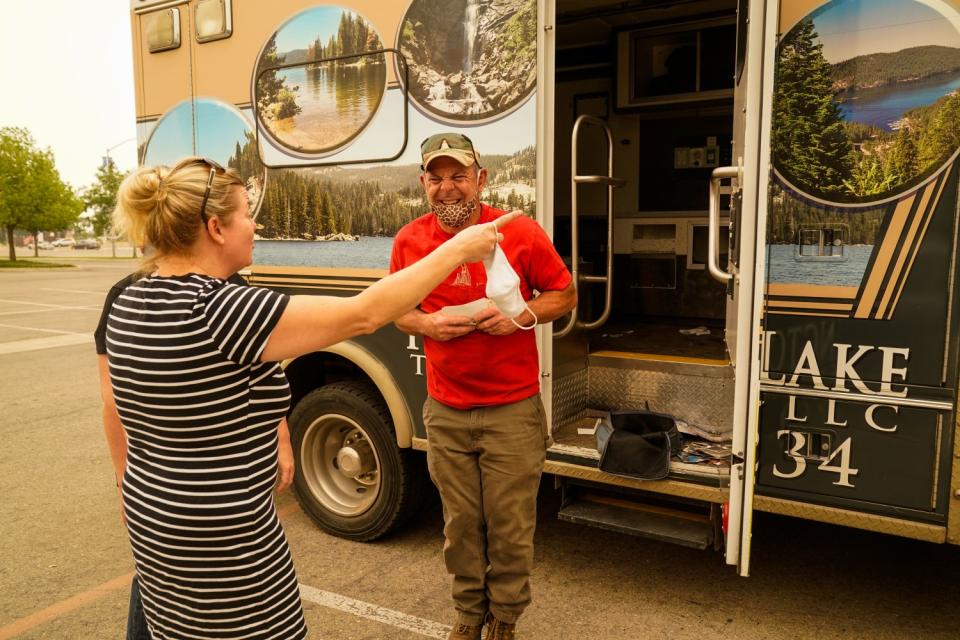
[764,331,908,433]
[763,331,910,396]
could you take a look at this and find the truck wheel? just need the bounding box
[289,380,425,541]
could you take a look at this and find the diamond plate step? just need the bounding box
[586,350,734,439]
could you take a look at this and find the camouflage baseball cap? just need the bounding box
[420,133,481,169]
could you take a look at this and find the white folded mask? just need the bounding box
[483,245,537,329]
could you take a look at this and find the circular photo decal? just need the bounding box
[143,99,267,218]
[397,0,536,124]
[254,6,387,156]
[772,0,960,206]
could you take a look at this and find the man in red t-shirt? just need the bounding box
[390,133,576,640]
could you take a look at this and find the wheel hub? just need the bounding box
[300,413,383,517]
[337,443,374,478]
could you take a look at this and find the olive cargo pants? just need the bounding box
[423,394,549,625]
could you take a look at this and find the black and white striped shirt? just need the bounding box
[107,274,306,640]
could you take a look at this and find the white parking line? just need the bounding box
[40,288,108,296]
[0,323,85,336]
[0,306,101,317]
[298,584,449,639]
[0,298,97,310]
[0,334,92,355]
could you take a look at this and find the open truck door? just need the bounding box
[541,0,780,566]
[721,0,779,575]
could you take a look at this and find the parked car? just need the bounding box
[75,238,101,250]
[53,238,76,247]
[37,241,55,250]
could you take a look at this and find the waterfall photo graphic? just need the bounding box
[142,99,267,217]
[397,0,536,123]
[772,0,960,205]
[254,6,387,155]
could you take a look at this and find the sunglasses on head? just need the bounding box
[170,157,227,222]
[198,158,226,222]
[420,133,477,158]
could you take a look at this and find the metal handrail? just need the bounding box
[555,115,621,338]
[707,165,740,283]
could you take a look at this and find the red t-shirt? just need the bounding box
[390,204,572,409]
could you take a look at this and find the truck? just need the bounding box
[128,0,960,575]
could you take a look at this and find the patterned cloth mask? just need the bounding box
[432,199,477,229]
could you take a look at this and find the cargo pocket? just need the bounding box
[529,394,552,449]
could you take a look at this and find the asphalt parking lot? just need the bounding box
[1,259,960,639]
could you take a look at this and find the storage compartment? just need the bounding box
[757,391,946,516]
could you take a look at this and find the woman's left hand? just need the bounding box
[277,419,295,492]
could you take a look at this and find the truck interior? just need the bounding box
[547,0,742,546]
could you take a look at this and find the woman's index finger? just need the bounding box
[494,210,524,230]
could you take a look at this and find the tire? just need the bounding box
[289,380,426,541]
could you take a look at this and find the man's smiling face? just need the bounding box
[421,156,488,231]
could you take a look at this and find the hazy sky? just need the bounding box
[813,0,960,63]
[0,1,138,191]
[275,6,347,54]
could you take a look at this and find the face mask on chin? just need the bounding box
[432,198,477,230]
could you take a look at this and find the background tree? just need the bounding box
[257,35,286,110]
[772,18,853,196]
[843,154,894,198]
[83,158,127,238]
[0,127,83,261]
[919,92,960,169]
[884,126,919,185]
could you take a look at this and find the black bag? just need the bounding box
[596,409,681,480]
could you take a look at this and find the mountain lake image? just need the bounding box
[255,6,387,154]
[772,0,960,205]
[764,0,960,286]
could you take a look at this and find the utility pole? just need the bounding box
[103,138,136,258]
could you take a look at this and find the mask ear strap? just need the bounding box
[510,305,538,330]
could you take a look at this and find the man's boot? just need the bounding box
[485,613,517,640]
[447,619,483,640]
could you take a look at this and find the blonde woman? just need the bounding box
[101,157,518,639]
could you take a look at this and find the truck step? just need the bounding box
[557,494,714,550]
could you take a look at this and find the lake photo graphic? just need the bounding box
[772,0,960,205]
[255,6,387,155]
[766,0,960,287]
[239,3,540,269]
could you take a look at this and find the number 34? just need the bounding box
[773,431,860,488]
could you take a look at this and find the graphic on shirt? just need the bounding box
[453,264,472,286]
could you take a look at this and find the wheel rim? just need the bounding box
[300,413,382,516]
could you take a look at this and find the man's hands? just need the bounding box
[420,304,536,341]
[420,312,477,342]
[472,306,527,336]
